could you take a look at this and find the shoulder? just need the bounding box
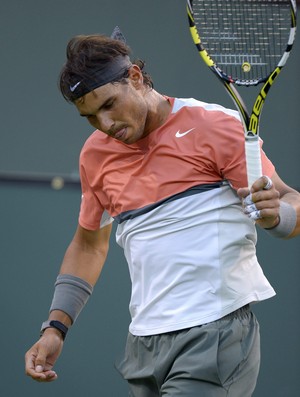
[80,129,116,163]
[169,97,243,140]
[171,97,241,121]
[81,130,106,153]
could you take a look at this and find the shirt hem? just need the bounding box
[128,290,276,336]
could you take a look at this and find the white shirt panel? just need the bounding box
[116,185,275,336]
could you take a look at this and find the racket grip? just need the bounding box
[245,137,262,188]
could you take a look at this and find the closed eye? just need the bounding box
[102,99,114,110]
[79,96,116,118]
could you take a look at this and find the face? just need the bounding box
[75,67,149,144]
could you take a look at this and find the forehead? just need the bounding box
[75,83,117,114]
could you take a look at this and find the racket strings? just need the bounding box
[192,0,292,83]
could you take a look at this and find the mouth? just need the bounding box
[114,127,127,141]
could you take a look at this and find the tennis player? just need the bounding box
[25,31,300,396]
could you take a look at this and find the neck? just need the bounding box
[143,90,171,136]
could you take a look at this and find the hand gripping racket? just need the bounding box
[187,0,297,187]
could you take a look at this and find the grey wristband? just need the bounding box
[49,274,93,323]
[265,201,297,238]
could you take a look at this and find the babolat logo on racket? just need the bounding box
[249,68,282,134]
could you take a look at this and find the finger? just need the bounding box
[26,366,57,381]
[243,193,254,206]
[25,344,52,377]
[26,360,58,382]
[36,370,58,382]
[251,175,273,193]
[25,349,41,377]
[244,203,258,214]
[237,187,250,199]
[248,210,262,221]
[32,371,58,382]
[250,189,280,207]
[263,175,273,190]
[34,354,47,373]
[25,351,36,372]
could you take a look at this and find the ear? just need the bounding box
[128,65,144,88]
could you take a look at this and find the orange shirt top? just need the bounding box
[79,97,274,230]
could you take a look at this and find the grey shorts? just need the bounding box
[115,305,260,397]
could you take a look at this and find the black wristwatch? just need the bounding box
[40,320,69,340]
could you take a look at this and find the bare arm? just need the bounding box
[60,222,112,285]
[237,171,300,238]
[25,223,112,382]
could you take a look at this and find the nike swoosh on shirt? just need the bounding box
[175,128,195,138]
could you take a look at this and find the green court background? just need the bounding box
[1,1,299,396]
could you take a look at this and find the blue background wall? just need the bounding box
[1,1,299,396]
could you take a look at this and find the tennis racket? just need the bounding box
[187,0,297,187]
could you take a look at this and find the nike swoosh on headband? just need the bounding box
[70,81,81,92]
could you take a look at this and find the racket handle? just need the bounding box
[245,137,262,188]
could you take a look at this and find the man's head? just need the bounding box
[59,34,153,102]
[59,33,169,145]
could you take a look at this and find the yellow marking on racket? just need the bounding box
[189,13,214,67]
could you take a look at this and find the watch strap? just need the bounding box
[40,320,69,340]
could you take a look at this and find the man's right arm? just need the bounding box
[25,223,112,382]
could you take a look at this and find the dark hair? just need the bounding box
[59,34,153,102]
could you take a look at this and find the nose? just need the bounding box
[97,111,114,133]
